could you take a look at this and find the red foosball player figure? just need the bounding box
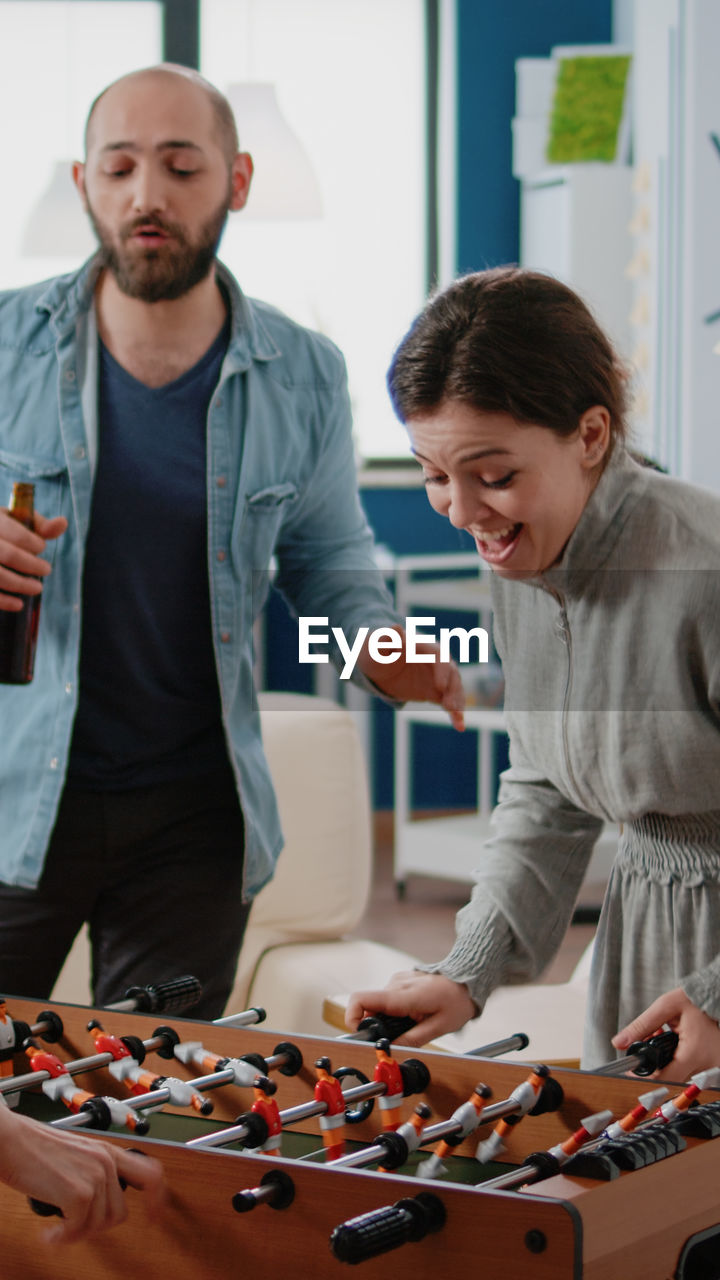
[250,1075,282,1156]
[24,1041,144,1133]
[88,1021,212,1114]
[314,1057,347,1161]
[373,1039,404,1131]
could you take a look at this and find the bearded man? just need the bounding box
[0,65,463,1016]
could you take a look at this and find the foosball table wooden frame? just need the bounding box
[3,995,720,1280]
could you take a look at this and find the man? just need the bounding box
[0,65,462,1017]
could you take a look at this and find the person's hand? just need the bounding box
[0,1107,166,1243]
[0,509,68,612]
[357,629,465,731]
[346,971,477,1048]
[612,987,720,1082]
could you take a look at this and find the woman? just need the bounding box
[347,267,720,1079]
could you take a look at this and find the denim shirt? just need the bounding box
[0,256,398,893]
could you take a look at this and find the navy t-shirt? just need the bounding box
[67,322,231,788]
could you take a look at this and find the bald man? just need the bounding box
[0,66,463,1017]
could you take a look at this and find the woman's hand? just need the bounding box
[0,1106,166,1243]
[0,509,68,611]
[346,971,477,1048]
[612,987,720,1082]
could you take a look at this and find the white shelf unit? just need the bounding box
[394,702,507,891]
[392,554,507,893]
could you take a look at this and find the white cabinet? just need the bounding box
[520,163,634,360]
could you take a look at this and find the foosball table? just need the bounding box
[2,989,719,1280]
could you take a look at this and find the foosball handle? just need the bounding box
[29,1175,129,1221]
[109,976,203,1015]
[356,1014,417,1043]
[232,1169,296,1214]
[29,1198,62,1219]
[627,1029,679,1076]
[330,1192,446,1264]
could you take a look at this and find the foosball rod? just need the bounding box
[591,1029,679,1077]
[0,999,270,1100]
[478,1108,615,1192]
[47,1067,251,1132]
[186,1061,430,1152]
[337,1015,529,1059]
[185,1081,384,1150]
[0,1027,180,1098]
[462,1033,530,1058]
[49,1039,306,1132]
[329,1072,559,1173]
[475,1074,717,1194]
[212,1008,267,1029]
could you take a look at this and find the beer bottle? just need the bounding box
[0,483,42,684]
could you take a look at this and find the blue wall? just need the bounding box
[456,0,613,272]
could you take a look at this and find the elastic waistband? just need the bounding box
[617,811,720,884]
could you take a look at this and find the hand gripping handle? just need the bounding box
[356,1014,417,1042]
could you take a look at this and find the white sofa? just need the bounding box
[51,692,591,1062]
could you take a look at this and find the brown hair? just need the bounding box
[84,64,240,166]
[388,267,629,454]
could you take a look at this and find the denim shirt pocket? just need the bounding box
[236,483,299,571]
[0,449,69,569]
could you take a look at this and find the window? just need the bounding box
[1,0,428,460]
[201,0,426,459]
[0,2,162,285]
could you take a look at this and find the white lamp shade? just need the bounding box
[226,83,323,220]
[21,160,96,259]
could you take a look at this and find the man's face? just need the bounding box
[74,72,251,302]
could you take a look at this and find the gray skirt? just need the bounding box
[582,810,720,1070]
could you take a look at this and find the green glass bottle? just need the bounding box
[0,483,41,684]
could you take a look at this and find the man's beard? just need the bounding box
[86,198,230,303]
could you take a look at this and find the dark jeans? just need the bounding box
[0,766,250,1019]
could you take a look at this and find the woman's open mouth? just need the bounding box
[473,523,523,565]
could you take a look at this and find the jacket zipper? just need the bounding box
[544,583,581,802]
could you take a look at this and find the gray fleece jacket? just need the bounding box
[432,447,720,1022]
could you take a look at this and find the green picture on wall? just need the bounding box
[547,53,632,164]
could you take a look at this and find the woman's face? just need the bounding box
[408,401,608,578]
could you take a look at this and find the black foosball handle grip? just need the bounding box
[628,1029,679,1076]
[330,1192,446,1264]
[29,1175,128,1221]
[356,1014,417,1043]
[29,1198,62,1218]
[110,975,203,1015]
